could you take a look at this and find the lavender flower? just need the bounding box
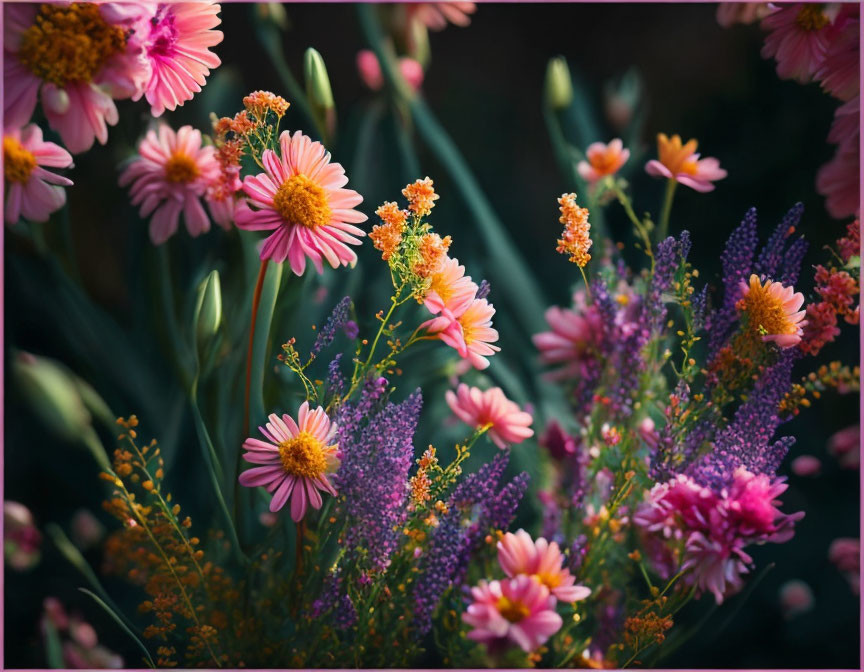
[310,296,353,358]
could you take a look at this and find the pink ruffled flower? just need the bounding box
[142,2,224,117]
[445,384,533,449]
[761,3,833,83]
[3,2,149,153]
[407,2,476,31]
[577,139,630,183]
[235,130,367,274]
[356,50,425,92]
[645,133,727,193]
[238,402,340,521]
[462,575,562,653]
[423,297,500,369]
[738,274,807,348]
[815,5,859,102]
[4,124,74,225]
[119,124,220,245]
[533,303,603,381]
[497,529,591,603]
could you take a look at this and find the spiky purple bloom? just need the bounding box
[310,297,353,358]
[475,279,491,300]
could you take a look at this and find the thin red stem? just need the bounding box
[244,259,270,435]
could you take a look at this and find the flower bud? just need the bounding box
[304,47,334,112]
[195,270,222,352]
[256,2,289,30]
[545,57,573,111]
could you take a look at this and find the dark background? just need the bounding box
[5,2,859,668]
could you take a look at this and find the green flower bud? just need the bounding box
[195,270,223,353]
[304,47,334,112]
[545,56,573,111]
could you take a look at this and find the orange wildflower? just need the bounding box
[402,177,439,217]
[370,202,408,261]
[413,232,451,277]
[556,193,592,267]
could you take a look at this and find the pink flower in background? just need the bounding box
[3,2,148,153]
[119,125,220,245]
[356,50,425,92]
[815,5,859,101]
[40,598,123,668]
[790,455,821,477]
[538,420,578,460]
[779,579,814,618]
[445,384,533,448]
[424,256,478,316]
[407,2,476,31]
[4,501,41,571]
[238,402,340,521]
[716,2,770,28]
[760,3,833,83]
[462,575,562,653]
[497,529,591,602]
[645,133,727,192]
[577,139,630,183]
[235,130,367,274]
[828,425,860,470]
[817,142,860,219]
[4,124,74,225]
[533,303,603,381]
[829,537,860,594]
[142,2,224,117]
[423,297,500,369]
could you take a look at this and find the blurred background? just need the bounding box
[5,2,859,668]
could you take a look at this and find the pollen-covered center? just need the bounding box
[273,174,332,229]
[496,596,530,623]
[18,3,127,87]
[738,280,796,337]
[796,4,830,31]
[164,153,200,184]
[4,137,37,184]
[536,571,563,590]
[278,431,329,479]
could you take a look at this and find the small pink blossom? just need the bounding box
[645,133,727,192]
[445,384,533,449]
[829,537,860,594]
[462,575,562,653]
[828,425,859,469]
[538,420,578,461]
[577,139,630,183]
[497,529,591,603]
[4,501,41,571]
[356,50,424,92]
[790,455,821,477]
[779,579,814,618]
[423,297,500,370]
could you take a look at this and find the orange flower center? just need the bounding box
[737,278,797,337]
[536,571,563,590]
[164,153,200,184]
[273,174,331,229]
[18,3,127,87]
[3,137,37,184]
[278,431,329,479]
[590,150,619,175]
[657,134,699,175]
[796,4,829,31]
[496,596,531,623]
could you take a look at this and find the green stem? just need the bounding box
[156,246,193,389]
[658,178,678,241]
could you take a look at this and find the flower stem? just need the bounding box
[657,178,678,241]
[244,259,270,436]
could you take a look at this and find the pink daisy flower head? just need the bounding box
[498,529,591,603]
[423,297,500,370]
[423,256,478,316]
[533,303,604,380]
[119,124,220,245]
[142,2,224,117]
[4,124,74,225]
[238,401,339,521]
[737,274,807,348]
[235,130,367,274]
[445,384,533,449]
[761,3,833,84]
[4,2,149,153]
[577,138,630,184]
[815,4,859,102]
[645,133,727,192]
[462,575,562,653]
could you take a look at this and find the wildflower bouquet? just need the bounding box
[3,2,859,669]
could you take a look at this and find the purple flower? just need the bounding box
[310,296,352,358]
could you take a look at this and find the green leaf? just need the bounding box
[78,589,156,668]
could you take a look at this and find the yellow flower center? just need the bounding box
[657,134,699,174]
[278,431,329,479]
[796,4,829,31]
[273,174,331,229]
[164,153,200,184]
[18,3,127,87]
[4,137,37,184]
[738,278,797,337]
[497,596,531,623]
[536,571,563,590]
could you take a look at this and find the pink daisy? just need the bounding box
[645,133,727,193]
[423,256,478,316]
[235,130,367,274]
[3,2,149,154]
[462,575,562,653]
[815,4,859,102]
[760,3,833,83]
[577,139,630,183]
[737,274,807,348]
[532,304,603,380]
[119,124,220,245]
[423,297,500,369]
[497,529,592,603]
[142,2,224,117]
[4,124,74,225]
[238,402,339,521]
[445,384,533,449]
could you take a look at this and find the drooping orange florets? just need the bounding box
[413,232,452,277]
[556,193,592,267]
[403,177,440,217]
[370,201,409,261]
[243,90,290,118]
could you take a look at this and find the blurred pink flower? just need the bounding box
[645,133,727,192]
[761,3,833,83]
[828,425,860,469]
[815,4,859,101]
[4,124,74,225]
[717,2,770,28]
[3,2,148,153]
[497,529,591,603]
[829,537,860,594]
[445,384,533,448]
[407,2,476,31]
[538,420,578,461]
[238,402,339,521]
[356,50,424,92]
[119,125,220,245]
[790,455,821,477]
[235,130,366,273]
[533,303,603,381]
[779,579,814,618]
[817,141,860,220]
[40,598,123,668]
[462,575,562,653]
[577,139,630,183]
[70,509,105,550]
[4,501,41,570]
[423,297,500,370]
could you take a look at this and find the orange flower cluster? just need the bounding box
[370,202,408,261]
[556,193,592,267]
[402,177,439,217]
[408,446,438,506]
[413,232,452,278]
[243,90,290,118]
[779,362,860,418]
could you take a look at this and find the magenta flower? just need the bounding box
[497,529,591,603]
[142,2,224,117]
[645,133,727,192]
[4,124,74,225]
[462,575,562,653]
[533,303,604,381]
[238,402,339,521]
[3,3,149,153]
[235,130,367,274]
[119,125,220,245]
[445,384,533,448]
[761,3,833,84]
